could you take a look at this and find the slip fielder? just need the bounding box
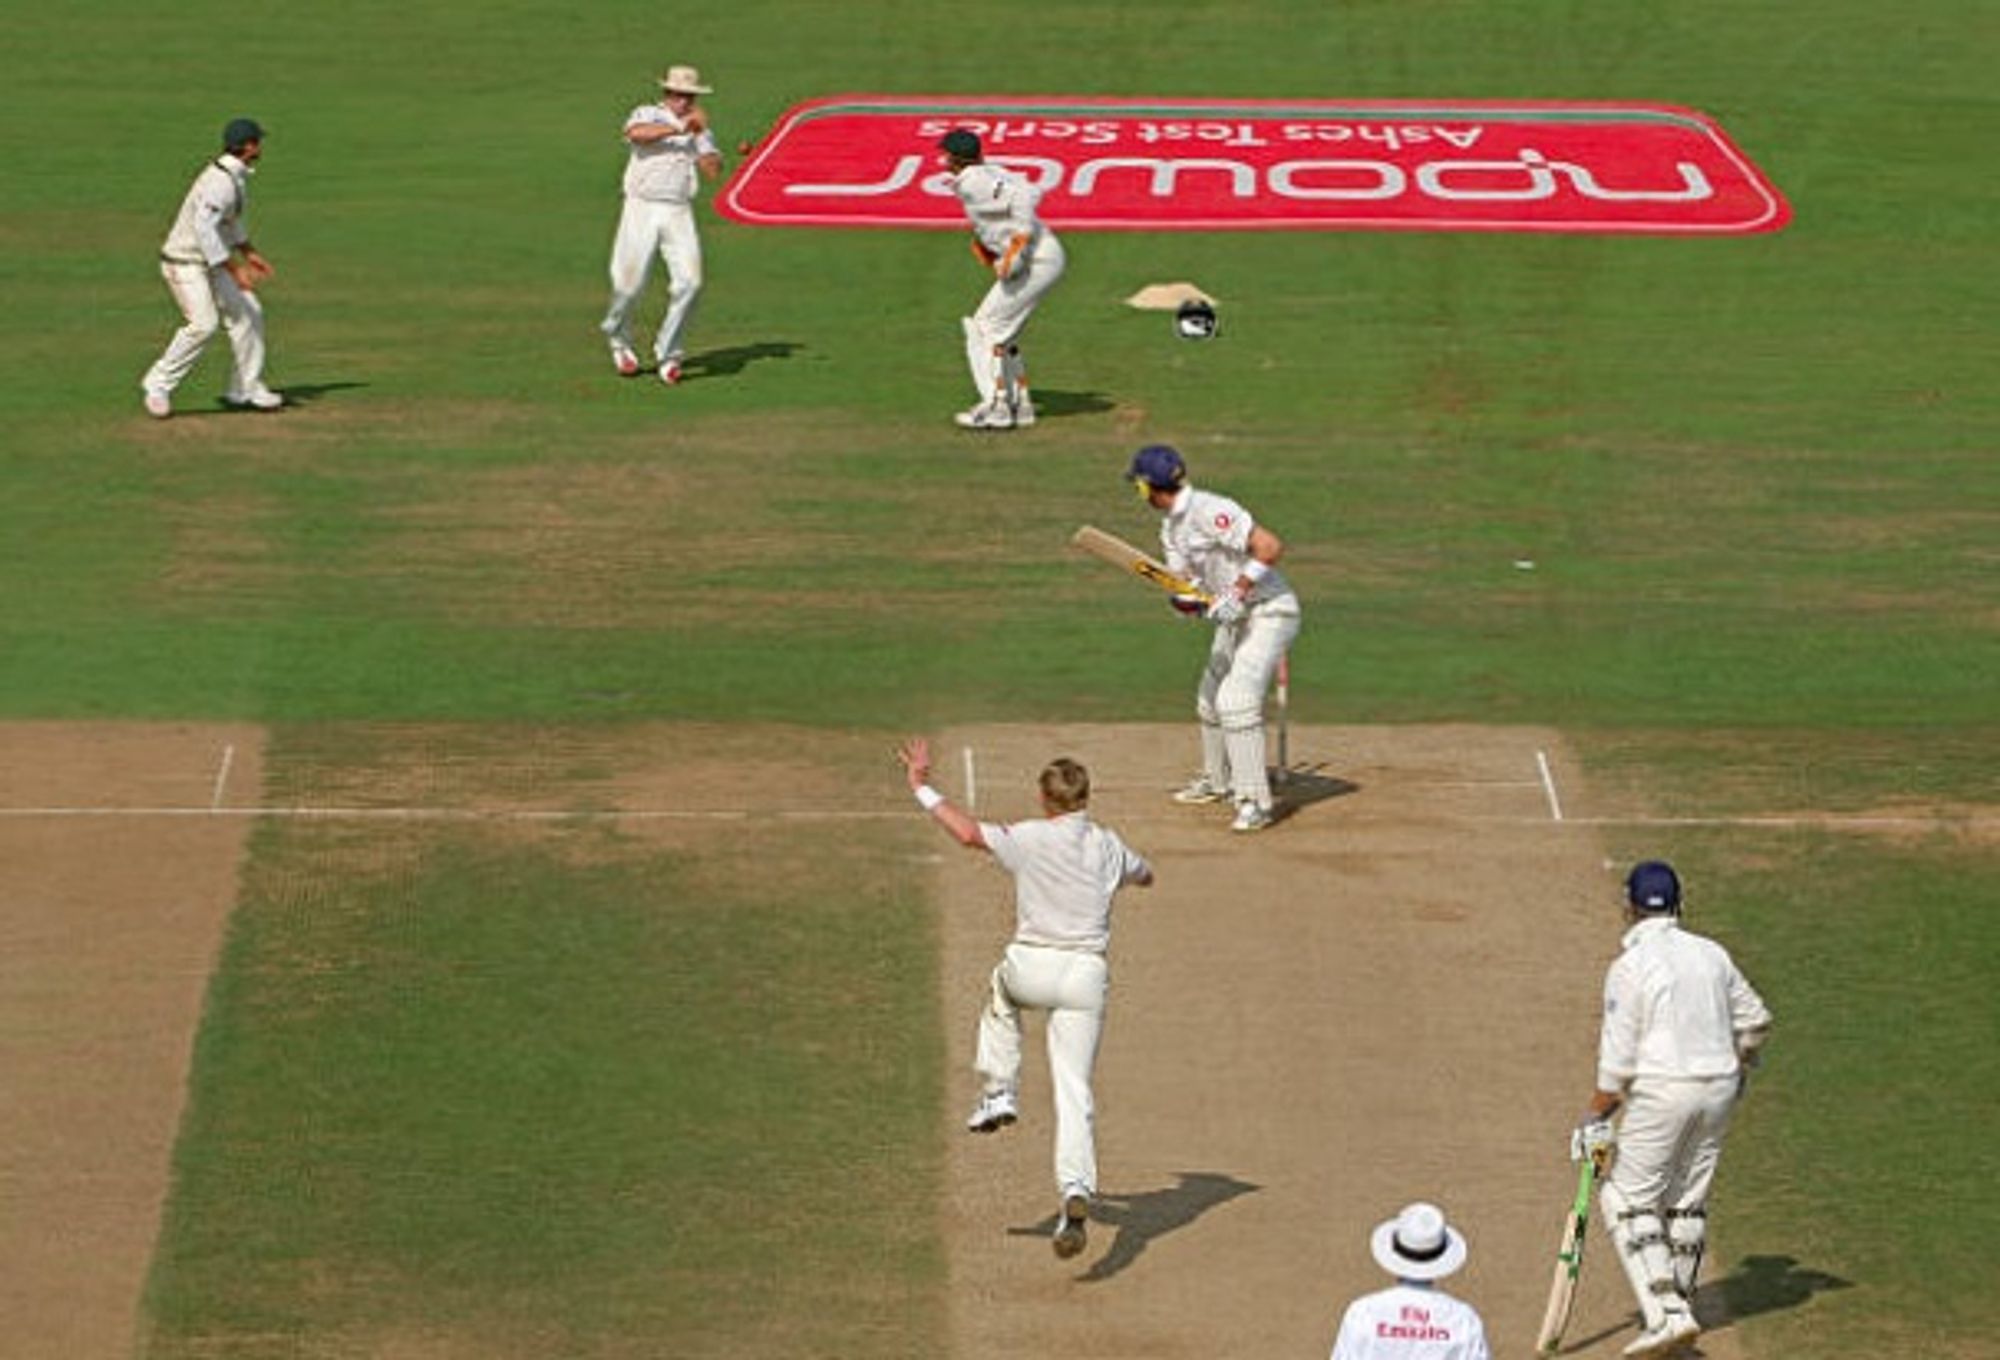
[937,128,1067,431]
[897,736,1153,1260]
[1570,861,1772,1358]
[600,65,723,386]
[1129,444,1301,832]
[141,118,282,419]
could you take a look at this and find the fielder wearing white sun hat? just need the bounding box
[1369,1202,1469,1281]
[659,65,712,94]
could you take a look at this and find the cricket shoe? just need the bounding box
[611,344,641,376]
[1622,1311,1700,1357]
[222,387,284,411]
[954,400,1014,431]
[142,389,172,419]
[1171,774,1230,805]
[965,1089,1019,1134]
[1052,1187,1090,1260]
[658,360,683,386]
[1231,801,1275,834]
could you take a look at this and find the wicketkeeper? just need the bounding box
[1570,861,1772,1358]
[939,128,1066,430]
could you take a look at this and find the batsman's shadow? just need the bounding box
[680,340,804,378]
[1556,1255,1853,1354]
[1702,1254,1854,1326]
[1008,1170,1260,1282]
[1274,764,1359,822]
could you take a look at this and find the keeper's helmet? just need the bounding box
[1175,299,1218,340]
[1128,444,1188,497]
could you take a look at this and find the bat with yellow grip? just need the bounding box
[1071,526,1214,604]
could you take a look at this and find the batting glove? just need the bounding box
[1169,592,1207,617]
[1205,593,1245,625]
[1569,1118,1615,1163]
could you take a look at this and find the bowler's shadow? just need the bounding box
[681,340,804,378]
[1009,1171,1259,1281]
[1273,763,1359,823]
[1031,388,1115,419]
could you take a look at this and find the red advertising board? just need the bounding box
[720,96,1788,235]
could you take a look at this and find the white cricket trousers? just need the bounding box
[144,260,267,398]
[1605,1076,1738,1212]
[601,197,703,364]
[1196,598,1301,810]
[963,232,1067,402]
[976,940,1107,1198]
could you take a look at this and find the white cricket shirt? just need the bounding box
[1329,1283,1491,1360]
[159,154,251,268]
[978,811,1149,953]
[1159,486,1298,608]
[1597,917,1772,1091]
[621,104,719,202]
[952,162,1057,259]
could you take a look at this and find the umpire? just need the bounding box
[1570,861,1772,1358]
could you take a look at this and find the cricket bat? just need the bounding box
[1071,525,1213,603]
[1535,1151,1607,1355]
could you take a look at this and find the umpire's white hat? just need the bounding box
[1369,1202,1469,1281]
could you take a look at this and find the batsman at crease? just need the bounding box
[1570,860,1772,1358]
[1129,444,1301,834]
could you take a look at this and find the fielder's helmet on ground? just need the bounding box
[1175,299,1219,340]
[939,129,982,161]
[1128,444,1188,494]
[1625,860,1682,912]
[222,118,265,153]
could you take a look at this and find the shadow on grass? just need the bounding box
[1008,1170,1260,1282]
[1704,1253,1855,1325]
[682,340,805,378]
[275,380,369,408]
[1555,1254,1854,1354]
[1032,388,1115,418]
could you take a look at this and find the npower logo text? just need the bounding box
[720,96,1789,235]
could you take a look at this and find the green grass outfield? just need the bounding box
[4,1,1996,1356]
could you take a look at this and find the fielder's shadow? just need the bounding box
[274,380,369,408]
[1554,1256,1853,1354]
[1007,1171,1260,1282]
[1273,764,1360,823]
[680,340,804,378]
[1031,388,1115,419]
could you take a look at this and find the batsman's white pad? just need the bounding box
[1600,1182,1683,1332]
[1223,726,1272,808]
[1665,1207,1707,1296]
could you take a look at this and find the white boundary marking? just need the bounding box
[209,743,236,811]
[1535,749,1565,822]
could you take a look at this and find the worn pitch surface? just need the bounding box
[0,724,262,1360]
[936,723,1744,1360]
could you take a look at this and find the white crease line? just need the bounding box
[1535,749,1565,822]
[0,806,909,823]
[210,743,236,811]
